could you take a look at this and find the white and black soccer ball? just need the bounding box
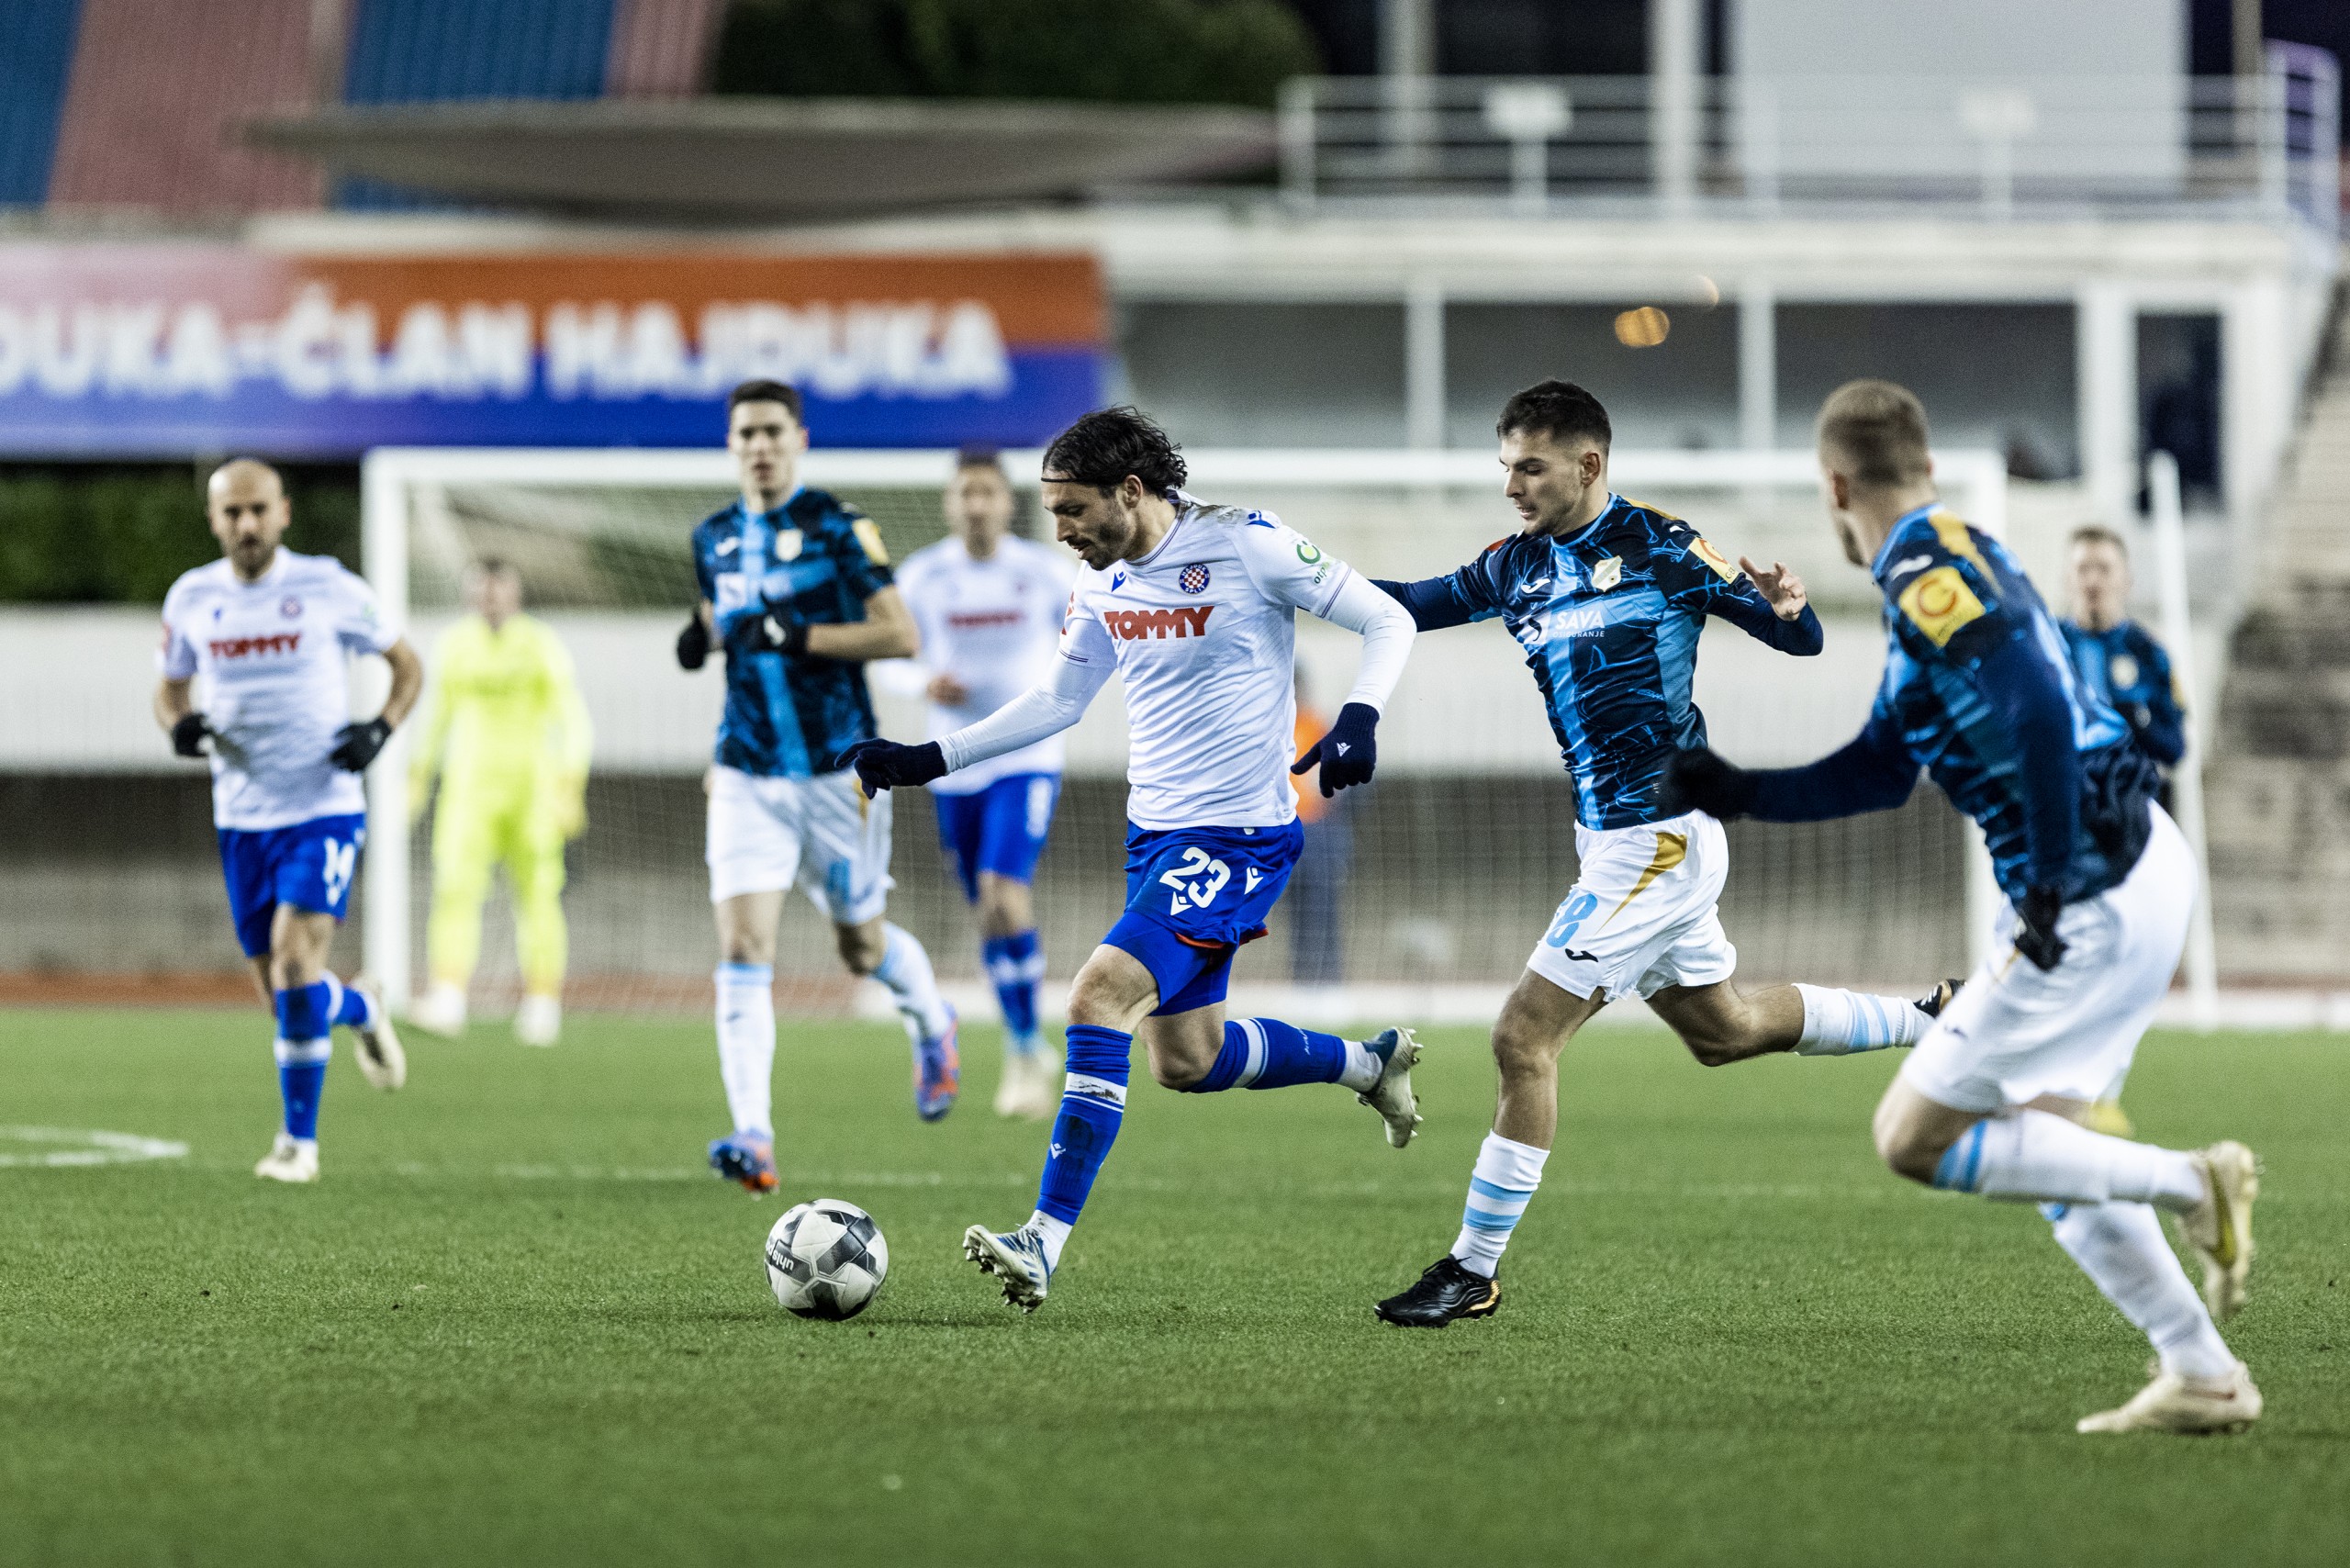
[764,1199,889,1321]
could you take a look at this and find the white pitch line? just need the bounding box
[0,1126,190,1169]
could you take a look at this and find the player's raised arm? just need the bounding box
[1371,545,1507,633]
[1656,524,1823,655]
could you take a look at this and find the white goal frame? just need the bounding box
[359,444,2011,1010]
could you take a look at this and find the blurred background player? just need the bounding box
[845,406,1422,1314]
[2058,525,2188,1135]
[2062,525,2186,777]
[155,458,420,1182]
[1287,668,1353,987]
[888,446,1075,1118]
[1664,380,2261,1436]
[405,557,593,1047]
[1371,380,1956,1328]
[676,379,959,1193]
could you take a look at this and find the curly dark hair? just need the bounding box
[1041,406,1187,495]
[1496,379,1611,451]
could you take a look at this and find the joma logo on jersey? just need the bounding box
[208,632,302,658]
[1104,606,1214,641]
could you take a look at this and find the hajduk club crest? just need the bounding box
[1179,564,1211,594]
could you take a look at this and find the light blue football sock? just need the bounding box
[1793,983,1928,1055]
[274,981,332,1140]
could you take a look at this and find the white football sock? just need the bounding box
[873,923,955,1041]
[714,962,776,1137]
[1793,983,1928,1055]
[1937,1110,2206,1209]
[1336,1036,1383,1092]
[1449,1131,1550,1279]
[2048,1200,2237,1380]
[1027,1210,1072,1271]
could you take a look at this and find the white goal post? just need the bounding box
[359,444,2011,1014]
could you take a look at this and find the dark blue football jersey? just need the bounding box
[1864,506,2155,901]
[1378,494,1823,829]
[2060,618,2185,767]
[691,487,894,778]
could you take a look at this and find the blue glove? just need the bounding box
[1290,701,1380,797]
[836,738,946,793]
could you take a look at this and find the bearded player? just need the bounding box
[1663,380,2260,1435]
[1371,380,1958,1328]
[844,407,1421,1313]
[156,459,420,1183]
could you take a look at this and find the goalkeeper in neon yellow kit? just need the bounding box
[406,559,592,1046]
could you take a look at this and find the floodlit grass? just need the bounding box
[2,1007,2344,1566]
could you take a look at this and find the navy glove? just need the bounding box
[1290,701,1381,797]
[170,711,211,758]
[836,738,946,794]
[676,613,710,670]
[1657,746,1757,820]
[330,716,393,772]
[2014,885,2068,971]
[751,600,810,656]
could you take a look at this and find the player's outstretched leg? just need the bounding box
[2049,1199,2263,1434]
[325,972,405,1090]
[709,961,778,1193]
[1172,1017,1423,1147]
[964,1022,1130,1312]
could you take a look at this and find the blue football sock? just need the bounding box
[274,981,333,1140]
[322,973,371,1030]
[1035,1025,1130,1227]
[982,930,1045,1050]
[1182,1017,1359,1092]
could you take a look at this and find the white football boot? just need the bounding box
[992,1047,1059,1120]
[2076,1361,2262,1435]
[407,980,468,1039]
[963,1222,1053,1313]
[1358,1026,1424,1148]
[350,976,407,1090]
[2176,1140,2258,1321]
[514,993,563,1047]
[253,1132,319,1183]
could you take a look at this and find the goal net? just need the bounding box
[359,446,2007,1022]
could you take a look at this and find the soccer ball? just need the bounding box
[764,1199,889,1321]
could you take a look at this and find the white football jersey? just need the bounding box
[896,533,1075,795]
[159,550,399,830]
[1058,494,1354,830]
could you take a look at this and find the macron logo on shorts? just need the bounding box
[1104,606,1213,641]
[208,632,302,659]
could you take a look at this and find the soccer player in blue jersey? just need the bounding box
[1662,380,2261,1435]
[2062,525,2186,770]
[1371,381,1955,1327]
[676,379,961,1193]
[156,459,421,1183]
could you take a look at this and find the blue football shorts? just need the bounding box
[216,812,366,958]
[1103,819,1304,1016]
[933,773,1061,904]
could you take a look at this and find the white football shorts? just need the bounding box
[1900,804,2193,1114]
[706,765,895,924]
[1525,810,1737,1002]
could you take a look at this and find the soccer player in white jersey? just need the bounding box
[155,459,422,1183]
[844,407,1421,1312]
[890,446,1077,1118]
[1665,381,2260,1434]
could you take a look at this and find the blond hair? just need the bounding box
[1817,379,1932,489]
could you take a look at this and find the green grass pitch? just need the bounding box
[3,1007,2345,1567]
